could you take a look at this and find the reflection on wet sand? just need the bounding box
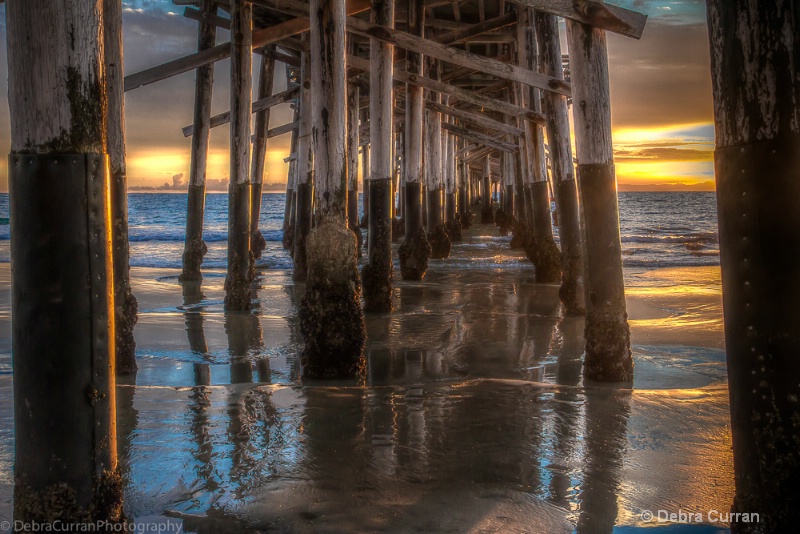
[106,239,732,532]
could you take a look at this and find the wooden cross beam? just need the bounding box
[182,86,299,136]
[346,16,571,96]
[124,0,371,91]
[441,122,518,153]
[347,54,546,125]
[427,99,524,137]
[464,146,496,164]
[511,0,647,39]
[435,12,517,45]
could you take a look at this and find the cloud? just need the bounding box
[607,21,714,129]
[614,146,713,162]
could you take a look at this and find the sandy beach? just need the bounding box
[0,220,732,532]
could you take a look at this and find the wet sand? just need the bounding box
[0,223,733,532]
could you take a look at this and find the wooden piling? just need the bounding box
[299,0,366,377]
[250,50,276,260]
[458,158,472,229]
[707,1,800,529]
[224,0,254,311]
[425,59,451,259]
[519,8,561,284]
[481,155,493,223]
[282,102,300,251]
[398,0,431,280]
[7,0,124,522]
[347,79,363,256]
[444,130,462,241]
[293,44,313,282]
[181,0,217,283]
[567,10,632,382]
[362,0,396,312]
[104,0,139,376]
[536,11,585,315]
[360,127,370,228]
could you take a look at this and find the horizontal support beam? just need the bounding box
[512,0,647,39]
[427,99,523,137]
[465,147,497,164]
[182,86,299,136]
[435,12,517,45]
[346,16,571,96]
[183,6,230,28]
[347,54,546,125]
[125,0,370,91]
[441,122,518,153]
[266,120,298,139]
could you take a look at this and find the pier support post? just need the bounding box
[300,0,366,377]
[424,60,451,259]
[708,2,800,530]
[481,156,493,223]
[282,101,300,251]
[398,0,431,280]
[181,0,217,282]
[567,12,632,382]
[250,50,276,259]
[362,0,396,312]
[519,9,561,284]
[7,0,124,522]
[104,0,138,375]
[510,128,528,250]
[293,44,313,282]
[360,124,370,229]
[444,129,462,241]
[537,12,584,315]
[347,80,363,256]
[224,0,253,310]
[458,159,472,229]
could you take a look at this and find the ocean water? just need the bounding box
[0,191,719,270]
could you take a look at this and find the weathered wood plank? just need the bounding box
[346,15,571,96]
[442,122,517,153]
[427,99,523,137]
[347,54,546,125]
[512,0,647,39]
[435,11,517,45]
[182,86,299,136]
[125,0,370,91]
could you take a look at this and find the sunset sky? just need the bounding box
[0,0,714,191]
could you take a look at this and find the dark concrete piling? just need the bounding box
[531,181,561,283]
[707,1,800,530]
[224,0,253,311]
[7,0,124,522]
[567,16,632,382]
[362,0,395,312]
[363,178,394,311]
[445,190,462,241]
[300,0,366,378]
[427,187,451,259]
[181,0,217,283]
